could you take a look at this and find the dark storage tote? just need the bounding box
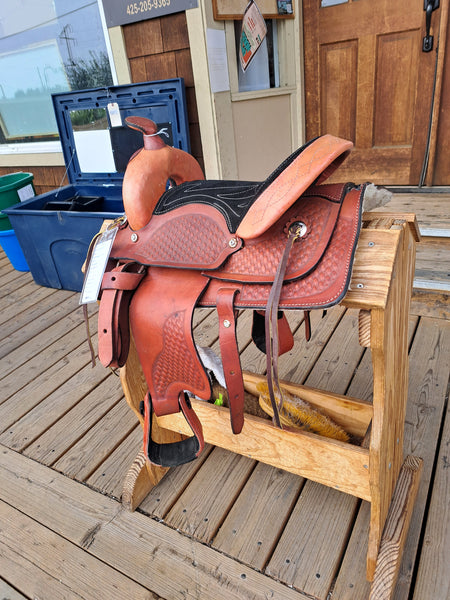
[3,79,191,292]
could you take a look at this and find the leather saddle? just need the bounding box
[95,116,365,468]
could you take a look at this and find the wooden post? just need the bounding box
[364,218,419,579]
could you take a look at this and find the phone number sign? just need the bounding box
[102,0,198,27]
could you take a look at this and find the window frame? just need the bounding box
[225,17,297,101]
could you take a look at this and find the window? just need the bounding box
[234,19,279,93]
[0,0,115,154]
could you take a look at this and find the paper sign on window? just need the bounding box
[239,1,267,72]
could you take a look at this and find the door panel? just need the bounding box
[303,0,442,185]
[374,31,420,146]
[320,41,358,140]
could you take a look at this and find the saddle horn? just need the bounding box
[122,116,204,230]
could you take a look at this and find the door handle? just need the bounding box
[423,0,440,52]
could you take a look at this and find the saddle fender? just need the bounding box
[122,116,205,230]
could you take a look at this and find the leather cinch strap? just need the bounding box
[142,392,204,467]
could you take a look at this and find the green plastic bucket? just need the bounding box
[0,172,35,231]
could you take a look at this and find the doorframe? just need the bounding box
[421,0,449,186]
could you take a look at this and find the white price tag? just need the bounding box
[107,102,122,127]
[80,227,118,304]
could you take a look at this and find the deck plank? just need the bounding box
[261,309,409,598]
[86,426,143,499]
[0,281,63,326]
[0,579,29,600]
[0,316,98,400]
[412,396,450,599]
[0,499,158,600]
[0,445,312,600]
[394,316,450,598]
[139,444,215,517]
[0,223,448,600]
[0,269,33,296]
[212,462,304,571]
[0,287,74,341]
[378,193,450,234]
[411,290,449,320]
[278,306,347,383]
[266,483,358,599]
[53,397,139,480]
[303,308,363,392]
[23,376,125,464]
[238,306,345,383]
[0,335,105,435]
[166,446,255,543]
[414,237,450,288]
[0,299,84,372]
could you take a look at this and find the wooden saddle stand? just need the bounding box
[88,117,423,598]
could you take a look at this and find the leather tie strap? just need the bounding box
[265,226,302,428]
[216,287,245,434]
[142,392,205,467]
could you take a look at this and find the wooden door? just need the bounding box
[303,0,444,185]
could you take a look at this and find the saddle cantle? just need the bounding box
[94,117,364,468]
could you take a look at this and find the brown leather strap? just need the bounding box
[265,227,301,427]
[142,392,204,467]
[304,310,312,342]
[98,263,146,368]
[83,303,97,367]
[216,287,244,434]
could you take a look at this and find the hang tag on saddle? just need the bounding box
[79,225,119,305]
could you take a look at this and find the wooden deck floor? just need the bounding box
[0,242,449,599]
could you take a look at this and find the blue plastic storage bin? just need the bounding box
[3,79,191,292]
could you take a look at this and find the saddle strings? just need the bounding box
[265,224,304,428]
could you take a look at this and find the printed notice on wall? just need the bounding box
[239,1,267,71]
[206,29,230,93]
